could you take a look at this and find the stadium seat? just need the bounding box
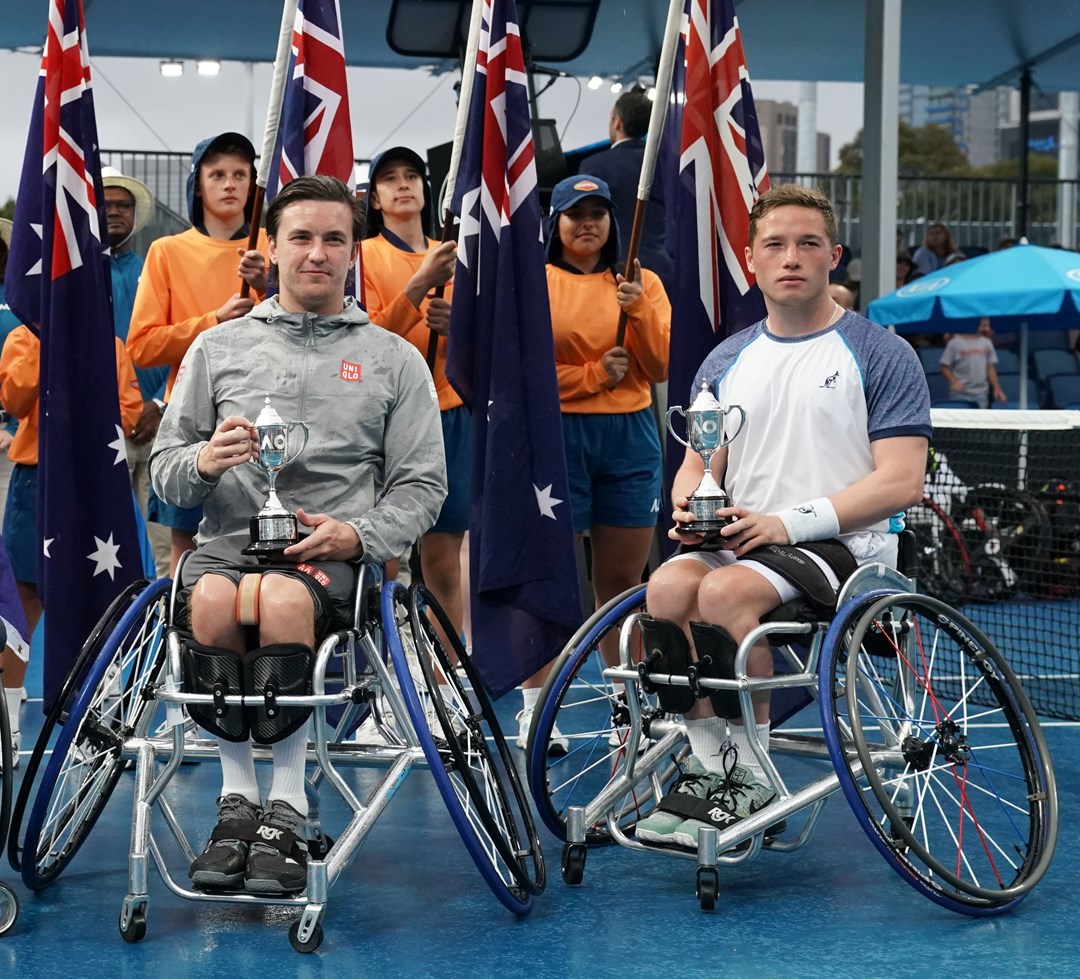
[1031,348,1080,381]
[993,348,1020,374]
[918,347,944,373]
[1026,330,1071,352]
[1047,374,1080,409]
[993,372,1040,409]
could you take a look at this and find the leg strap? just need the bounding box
[236,573,262,626]
[688,621,742,719]
[637,616,697,714]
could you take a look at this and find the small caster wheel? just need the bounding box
[561,843,587,885]
[696,866,719,912]
[0,882,19,935]
[119,909,147,943]
[289,919,324,953]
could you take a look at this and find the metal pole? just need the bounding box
[1058,91,1078,249]
[1017,68,1031,240]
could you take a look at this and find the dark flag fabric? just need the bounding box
[446,0,582,699]
[663,0,769,502]
[6,0,141,707]
[264,0,356,198]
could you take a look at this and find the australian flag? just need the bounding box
[664,0,769,495]
[6,0,141,708]
[446,0,582,699]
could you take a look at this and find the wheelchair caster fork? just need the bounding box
[119,897,148,943]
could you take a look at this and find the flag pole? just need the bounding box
[425,0,485,371]
[240,0,299,298]
[615,0,684,347]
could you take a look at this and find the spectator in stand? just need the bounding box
[939,318,1007,408]
[913,222,958,275]
[895,250,922,289]
[828,283,856,311]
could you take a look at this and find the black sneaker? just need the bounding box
[245,799,310,894]
[189,793,261,890]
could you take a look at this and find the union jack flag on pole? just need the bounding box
[6,0,141,708]
[446,0,582,699]
[664,0,768,469]
[265,0,356,199]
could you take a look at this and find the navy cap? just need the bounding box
[549,175,615,215]
[368,146,427,184]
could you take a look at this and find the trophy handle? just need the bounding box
[665,406,691,448]
[719,404,746,448]
[288,421,310,464]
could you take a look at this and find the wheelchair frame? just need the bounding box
[9,561,542,953]
[528,560,1058,915]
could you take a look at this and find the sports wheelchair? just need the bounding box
[525,536,1058,915]
[6,561,543,952]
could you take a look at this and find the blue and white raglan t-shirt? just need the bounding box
[691,311,932,565]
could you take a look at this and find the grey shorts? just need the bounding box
[177,533,358,638]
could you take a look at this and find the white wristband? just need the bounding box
[776,497,839,544]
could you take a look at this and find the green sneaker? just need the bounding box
[671,760,778,850]
[634,755,726,846]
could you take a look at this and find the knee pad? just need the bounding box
[246,643,313,744]
[688,621,742,719]
[181,641,313,744]
[182,641,248,742]
[637,616,697,714]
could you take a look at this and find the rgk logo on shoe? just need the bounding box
[707,807,736,825]
[256,826,285,842]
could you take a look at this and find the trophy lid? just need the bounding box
[254,395,284,428]
[689,381,722,413]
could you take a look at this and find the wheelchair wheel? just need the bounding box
[526,585,681,845]
[21,578,170,890]
[820,591,1058,915]
[8,578,153,872]
[381,582,537,915]
[908,498,971,604]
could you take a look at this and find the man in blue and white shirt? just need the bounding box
[636,184,931,849]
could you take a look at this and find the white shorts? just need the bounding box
[1,614,30,664]
[667,531,897,606]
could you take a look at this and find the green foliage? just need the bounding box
[835,121,972,177]
[0,198,13,221]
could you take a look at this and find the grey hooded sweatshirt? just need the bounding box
[149,297,447,564]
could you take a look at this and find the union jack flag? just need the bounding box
[663,0,769,510]
[266,0,355,197]
[6,0,141,708]
[446,0,582,698]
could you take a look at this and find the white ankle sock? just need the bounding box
[683,716,729,772]
[724,722,771,779]
[269,722,310,816]
[521,687,540,713]
[4,686,24,735]
[215,737,260,805]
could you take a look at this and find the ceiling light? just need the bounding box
[196,60,221,76]
[646,87,657,101]
[610,81,623,94]
[159,59,183,78]
[587,75,603,90]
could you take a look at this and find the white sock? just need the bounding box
[269,722,310,816]
[521,687,540,713]
[215,736,260,805]
[725,722,771,780]
[683,716,729,772]
[4,686,24,735]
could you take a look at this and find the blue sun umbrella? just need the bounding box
[869,241,1080,408]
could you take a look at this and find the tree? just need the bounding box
[0,197,12,220]
[836,121,972,176]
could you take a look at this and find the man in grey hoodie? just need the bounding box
[150,175,447,895]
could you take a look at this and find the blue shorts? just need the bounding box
[2,463,38,584]
[561,409,662,533]
[431,405,470,535]
[147,482,203,533]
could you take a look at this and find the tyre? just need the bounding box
[527,585,680,844]
[22,578,170,890]
[820,591,1058,915]
[381,582,539,915]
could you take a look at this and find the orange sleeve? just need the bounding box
[622,270,670,383]
[0,326,40,419]
[556,359,612,402]
[114,337,144,433]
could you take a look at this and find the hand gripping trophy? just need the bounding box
[243,395,309,560]
[666,383,746,541]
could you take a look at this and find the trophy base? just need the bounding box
[242,514,306,563]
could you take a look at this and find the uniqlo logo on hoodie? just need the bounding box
[340,360,362,381]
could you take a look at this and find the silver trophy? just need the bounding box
[666,383,746,537]
[242,395,310,559]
